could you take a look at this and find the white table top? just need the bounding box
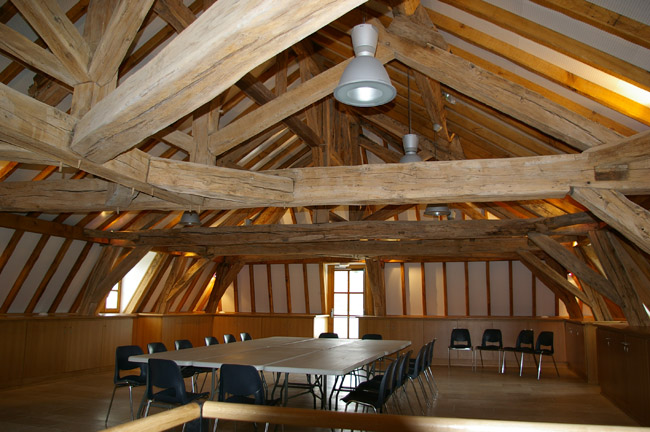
[130,336,410,376]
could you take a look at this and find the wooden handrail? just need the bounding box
[105,401,650,432]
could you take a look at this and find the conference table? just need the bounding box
[130,336,410,410]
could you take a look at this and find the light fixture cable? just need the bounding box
[407,69,412,134]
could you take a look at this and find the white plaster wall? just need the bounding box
[468,261,488,316]
[512,261,533,316]
[446,262,466,316]
[489,261,510,316]
[405,263,423,315]
[237,265,252,312]
[384,263,403,316]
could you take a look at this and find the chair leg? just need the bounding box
[408,377,425,415]
[479,350,484,367]
[537,353,543,380]
[128,385,135,420]
[401,385,416,415]
[519,352,524,376]
[552,355,560,377]
[417,375,431,408]
[448,348,451,367]
[104,384,118,426]
[423,368,437,399]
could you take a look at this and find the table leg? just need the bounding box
[283,373,289,406]
[210,368,217,400]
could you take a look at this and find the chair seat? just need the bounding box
[341,389,381,408]
[475,345,500,351]
[355,376,382,392]
[152,388,209,405]
[536,348,554,355]
[223,395,257,405]
[517,347,536,354]
[116,375,146,386]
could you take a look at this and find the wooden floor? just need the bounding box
[0,364,638,431]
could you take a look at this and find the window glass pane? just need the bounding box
[333,293,348,315]
[334,271,348,292]
[106,290,118,310]
[349,270,364,292]
[349,293,364,316]
[349,316,359,339]
[333,316,348,338]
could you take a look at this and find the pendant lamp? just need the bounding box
[180,211,201,227]
[334,24,396,107]
[424,205,451,217]
[400,69,422,163]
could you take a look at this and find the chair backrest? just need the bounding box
[536,331,554,353]
[174,339,193,350]
[218,364,265,405]
[114,345,146,383]
[481,329,503,348]
[318,332,339,338]
[377,358,397,408]
[147,358,192,405]
[424,340,435,368]
[205,336,219,346]
[240,332,252,341]
[410,344,427,376]
[450,328,472,348]
[223,334,236,344]
[395,350,412,388]
[147,342,167,354]
[361,333,382,340]
[515,329,535,349]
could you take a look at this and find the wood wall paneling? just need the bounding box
[0,319,26,386]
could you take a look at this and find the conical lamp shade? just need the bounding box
[400,133,421,163]
[180,211,201,227]
[334,24,396,107]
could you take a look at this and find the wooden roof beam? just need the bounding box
[94,213,595,248]
[441,0,650,93]
[69,0,367,163]
[383,21,623,150]
[11,0,90,83]
[0,84,199,207]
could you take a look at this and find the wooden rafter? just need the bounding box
[69,0,366,163]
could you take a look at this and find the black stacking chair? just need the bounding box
[223,334,237,344]
[341,355,397,414]
[357,351,412,415]
[147,341,167,354]
[175,339,210,392]
[422,340,438,400]
[318,332,339,338]
[361,333,384,378]
[501,329,535,375]
[240,332,252,341]
[535,331,559,380]
[448,328,474,369]
[406,344,429,414]
[105,345,147,426]
[205,336,219,346]
[143,358,208,424]
[215,364,279,432]
[475,329,503,371]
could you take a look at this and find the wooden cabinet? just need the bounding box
[597,326,650,426]
[565,321,586,379]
